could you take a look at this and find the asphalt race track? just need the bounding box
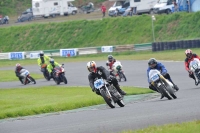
[1,60,200,133]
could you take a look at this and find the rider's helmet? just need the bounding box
[16,63,22,69]
[50,58,54,65]
[39,51,44,57]
[108,55,114,62]
[87,61,97,73]
[185,49,193,59]
[148,58,157,68]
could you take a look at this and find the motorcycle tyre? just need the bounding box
[100,89,115,108]
[159,84,172,100]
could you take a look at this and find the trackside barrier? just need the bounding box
[152,39,200,52]
[78,47,98,55]
[134,43,152,51]
[0,43,153,60]
[0,53,9,59]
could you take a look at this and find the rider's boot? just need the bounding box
[115,85,126,95]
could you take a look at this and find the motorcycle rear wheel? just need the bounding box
[100,89,115,108]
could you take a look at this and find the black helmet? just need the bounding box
[148,58,157,68]
[108,55,113,62]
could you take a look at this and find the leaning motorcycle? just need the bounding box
[20,69,36,85]
[149,69,177,100]
[112,61,127,82]
[94,78,125,108]
[41,64,50,81]
[189,58,200,84]
[52,64,67,85]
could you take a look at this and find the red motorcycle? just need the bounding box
[53,64,68,85]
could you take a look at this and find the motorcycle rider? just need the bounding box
[87,61,126,95]
[47,58,61,79]
[106,55,117,76]
[184,49,200,85]
[15,63,24,84]
[147,58,179,99]
[37,51,50,67]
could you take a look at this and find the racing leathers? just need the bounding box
[88,66,126,95]
[106,59,116,76]
[15,66,24,84]
[184,53,200,85]
[147,62,179,92]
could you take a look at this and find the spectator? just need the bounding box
[173,0,179,12]
[186,0,190,12]
[101,5,106,17]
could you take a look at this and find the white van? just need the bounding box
[153,0,176,14]
[129,0,157,14]
[108,0,130,16]
[32,0,77,17]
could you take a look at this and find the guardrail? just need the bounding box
[0,43,153,60]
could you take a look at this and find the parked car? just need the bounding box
[17,8,34,22]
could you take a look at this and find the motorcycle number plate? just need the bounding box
[25,71,29,76]
[193,64,198,69]
[151,74,159,82]
[94,79,104,89]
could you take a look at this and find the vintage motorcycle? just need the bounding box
[149,69,177,100]
[189,58,200,85]
[94,78,125,108]
[41,64,50,81]
[20,69,36,85]
[112,61,127,82]
[52,64,68,85]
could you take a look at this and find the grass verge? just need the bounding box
[0,86,153,119]
[1,48,200,68]
[123,120,200,133]
[0,70,43,82]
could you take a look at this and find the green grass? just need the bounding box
[123,120,200,133]
[0,12,200,52]
[0,70,43,82]
[0,86,153,119]
[1,48,200,68]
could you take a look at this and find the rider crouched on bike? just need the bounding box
[106,55,117,76]
[147,58,179,99]
[37,51,50,68]
[15,63,24,84]
[47,59,61,79]
[87,61,126,95]
[184,49,200,85]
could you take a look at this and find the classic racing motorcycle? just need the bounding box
[111,61,127,82]
[149,69,177,100]
[19,69,36,85]
[94,78,125,108]
[189,58,200,85]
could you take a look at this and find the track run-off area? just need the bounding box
[0,60,200,133]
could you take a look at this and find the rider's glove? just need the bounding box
[106,63,109,66]
[161,72,167,76]
[188,70,193,75]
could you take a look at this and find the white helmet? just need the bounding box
[87,61,96,72]
[39,51,44,57]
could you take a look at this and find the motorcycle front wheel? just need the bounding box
[100,89,115,108]
[61,74,68,84]
[28,76,36,84]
